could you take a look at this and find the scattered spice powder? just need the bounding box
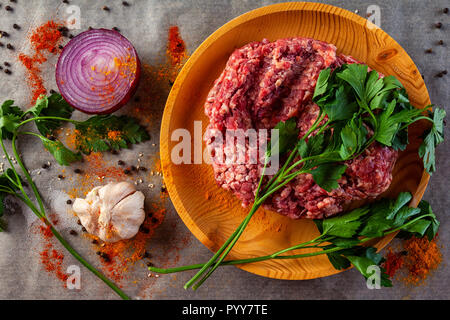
[383,236,442,284]
[37,215,69,286]
[382,247,404,279]
[167,26,187,66]
[84,205,166,284]
[18,21,64,104]
[403,236,442,284]
[64,151,126,198]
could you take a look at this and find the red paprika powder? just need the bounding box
[18,21,63,104]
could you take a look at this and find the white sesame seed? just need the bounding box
[134,181,138,185]
[138,178,143,183]
[354,9,359,13]
[155,274,160,278]
[37,171,41,175]
[148,184,154,188]
[152,144,156,147]
[139,153,143,157]
[137,158,141,163]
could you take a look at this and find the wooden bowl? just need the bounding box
[160,2,430,280]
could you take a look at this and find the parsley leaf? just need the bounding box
[419,108,446,174]
[28,94,74,137]
[310,163,347,192]
[39,136,82,166]
[0,100,23,140]
[321,207,369,238]
[74,115,150,154]
[0,169,21,231]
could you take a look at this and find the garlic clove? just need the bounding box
[111,191,145,240]
[72,198,99,234]
[98,181,136,209]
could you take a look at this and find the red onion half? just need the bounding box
[56,29,141,114]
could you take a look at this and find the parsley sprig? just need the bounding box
[0,93,150,299]
[150,192,439,287]
[151,64,444,290]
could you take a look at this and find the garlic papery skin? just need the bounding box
[72,182,145,242]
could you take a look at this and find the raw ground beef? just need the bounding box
[204,38,398,219]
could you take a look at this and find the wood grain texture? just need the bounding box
[160,2,431,280]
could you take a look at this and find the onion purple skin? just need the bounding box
[56,28,141,115]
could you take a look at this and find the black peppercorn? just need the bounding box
[118,160,125,166]
[74,168,82,174]
[113,27,120,32]
[151,217,159,224]
[146,262,154,267]
[66,199,72,204]
[49,89,57,94]
[0,42,4,47]
[77,220,82,225]
[124,169,131,175]
[13,24,20,30]
[435,22,442,29]
[63,0,69,4]
[4,69,11,75]
[4,62,10,67]
[6,43,14,50]
[42,163,49,169]
[140,226,150,234]
[139,166,147,172]
[443,8,449,14]
[5,5,13,12]
[122,1,130,6]
[143,251,151,259]
[100,252,111,263]
[102,6,110,11]
[81,226,87,232]
[131,165,137,171]
[58,174,65,180]
[92,239,98,245]
[69,230,78,236]
[438,40,444,45]
[425,48,433,54]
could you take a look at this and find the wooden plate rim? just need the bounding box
[160,2,431,280]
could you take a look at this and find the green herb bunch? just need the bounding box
[0,93,150,299]
[149,64,445,289]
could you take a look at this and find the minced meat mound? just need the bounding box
[204,38,398,219]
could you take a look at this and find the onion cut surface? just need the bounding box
[56,29,141,114]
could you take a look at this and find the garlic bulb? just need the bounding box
[72,182,145,242]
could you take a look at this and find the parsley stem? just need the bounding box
[185,160,270,290]
[398,116,434,131]
[1,132,130,300]
[17,116,79,129]
[12,131,46,215]
[44,218,131,300]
